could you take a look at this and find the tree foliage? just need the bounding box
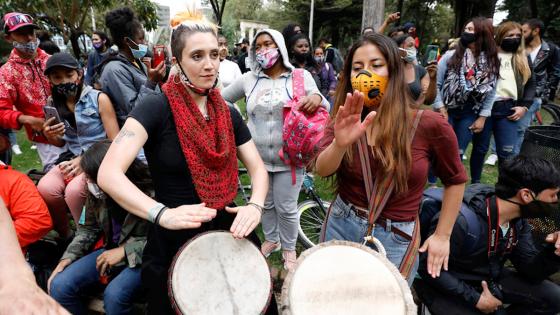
[0,0,158,59]
[501,0,560,43]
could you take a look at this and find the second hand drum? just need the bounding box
[169,231,273,314]
[281,240,416,315]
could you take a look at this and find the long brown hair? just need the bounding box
[495,21,531,84]
[448,17,500,76]
[332,33,413,194]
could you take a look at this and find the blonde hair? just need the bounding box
[495,21,531,84]
[170,8,219,61]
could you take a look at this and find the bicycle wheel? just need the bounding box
[297,199,330,249]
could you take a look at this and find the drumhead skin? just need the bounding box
[169,231,272,315]
[281,240,416,315]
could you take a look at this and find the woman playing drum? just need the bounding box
[314,34,468,285]
[97,11,271,314]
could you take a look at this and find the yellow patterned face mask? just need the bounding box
[350,70,388,108]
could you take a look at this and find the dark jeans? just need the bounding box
[448,107,489,183]
[49,249,142,315]
[472,100,519,181]
[142,209,278,315]
[415,268,560,315]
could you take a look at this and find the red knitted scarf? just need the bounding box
[162,75,238,209]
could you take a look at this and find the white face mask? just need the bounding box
[400,47,417,63]
[87,182,105,199]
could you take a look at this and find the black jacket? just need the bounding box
[418,184,560,307]
[531,40,560,101]
[513,56,536,107]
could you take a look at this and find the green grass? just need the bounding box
[10,130,42,172]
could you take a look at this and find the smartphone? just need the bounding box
[43,105,62,125]
[424,45,439,65]
[152,45,165,68]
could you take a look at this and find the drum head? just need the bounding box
[281,240,416,315]
[169,231,272,315]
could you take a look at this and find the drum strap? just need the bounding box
[357,110,423,279]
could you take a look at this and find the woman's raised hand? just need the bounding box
[333,90,377,148]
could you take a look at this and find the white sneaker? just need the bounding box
[11,144,22,155]
[462,154,467,160]
[485,154,498,166]
[30,144,37,150]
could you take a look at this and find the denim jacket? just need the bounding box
[432,51,497,117]
[62,86,107,156]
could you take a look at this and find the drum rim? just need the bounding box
[167,230,273,315]
[280,240,416,315]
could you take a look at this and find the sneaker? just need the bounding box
[462,154,467,160]
[30,144,37,150]
[11,144,22,155]
[261,241,281,257]
[282,250,297,271]
[485,153,498,166]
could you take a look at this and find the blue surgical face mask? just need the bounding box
[13,38,39,55]
[129,43,148,59]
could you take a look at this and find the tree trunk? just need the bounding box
[69,29,83,61]
[453,0,497,36]
[529,0,538,18]
[362,0,385,32]
[395,0,405,26]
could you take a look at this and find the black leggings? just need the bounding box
[141,210,278,315]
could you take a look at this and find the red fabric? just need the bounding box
[0,166,53,250]
[161,75,238,209]
[319,110,468,221]
[0,48,50,143]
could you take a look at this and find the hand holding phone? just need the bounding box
[152,45,165,68]
[43,105,61,125]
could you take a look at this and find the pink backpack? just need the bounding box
[279,69,329,184]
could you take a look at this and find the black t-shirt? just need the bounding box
[129,91,251,208]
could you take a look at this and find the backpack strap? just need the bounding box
[291,68,305,101]
[358,110,424,279]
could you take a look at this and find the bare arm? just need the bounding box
[237,140,268,206]
[424,63,438,105]
[225,140,269,239]
[0,199,70,315]
[315,91,376,177]
[97,118,216,230]
[98,93,120,140]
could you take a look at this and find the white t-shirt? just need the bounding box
[529,44,541,63]
[219,59,242,89]
[496,52,517,100]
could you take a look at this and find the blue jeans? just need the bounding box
[50,249,142,315]
[447,107,489,183]
[473,101,519,180]
[514,97,541,155]
[322,195,419,286]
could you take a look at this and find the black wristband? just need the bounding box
[154,206,168,226]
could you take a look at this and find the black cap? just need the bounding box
[44,52,80,75]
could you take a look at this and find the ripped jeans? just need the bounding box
[473,101,519,182]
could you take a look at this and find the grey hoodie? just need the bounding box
[222,29,328,172]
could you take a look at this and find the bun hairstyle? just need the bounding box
[170,8,218,62]
[105,7,143,48]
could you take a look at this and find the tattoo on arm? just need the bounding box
[114,127,135,144]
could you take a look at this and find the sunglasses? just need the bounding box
[4,13,33,30]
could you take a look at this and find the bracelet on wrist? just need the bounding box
[247,202,264,214]
[147,203,166,223]
[154,206,169,226]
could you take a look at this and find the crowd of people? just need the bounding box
[0,7,559,315]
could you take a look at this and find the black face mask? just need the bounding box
[293,52,310,63]
[460,32,476,47]
[501,38,521,52]
[53,82,79,98]
[504,192,558,219]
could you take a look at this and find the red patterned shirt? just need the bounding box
[0,48,51,143]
